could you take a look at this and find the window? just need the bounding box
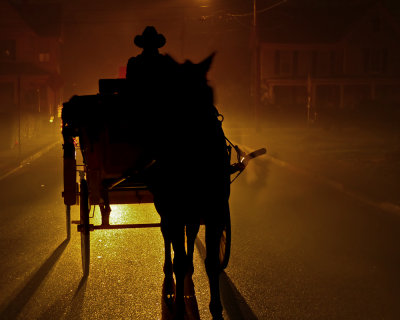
[330,51,336,75]
[311,51,317,76]
[274,50,293,76]
[280,51,292,74]
[39,53,50,62]
[363,48,387,74]
[0,40,16,61]
[293,51,298,76]
[274,51,280,75]
[317,51,331,76]
[0,82,15,112]
[372,17,381,33]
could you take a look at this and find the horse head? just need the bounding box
[182,52,216,84]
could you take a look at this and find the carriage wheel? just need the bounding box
[219,212,231,270]
[66,205,71,240]
[80,179,90,276]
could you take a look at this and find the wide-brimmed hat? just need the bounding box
[134,26,166,49]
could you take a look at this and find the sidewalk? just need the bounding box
[225,122,400,211]
[0,130,61,181]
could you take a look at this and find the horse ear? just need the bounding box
[199,52,216,73]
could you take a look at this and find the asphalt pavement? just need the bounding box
[225,123,400,214]
[1,123,400,319]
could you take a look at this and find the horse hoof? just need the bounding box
[162,277,175,305]
[210,301,223,320]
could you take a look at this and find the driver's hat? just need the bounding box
[134,26,166,49]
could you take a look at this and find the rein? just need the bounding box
[216,110,244,184]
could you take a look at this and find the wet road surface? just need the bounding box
[0,145,400,319]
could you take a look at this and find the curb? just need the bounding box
[0,140,61,182]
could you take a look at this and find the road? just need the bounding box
[0,145,400,319]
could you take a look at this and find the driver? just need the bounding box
[126,26,171,85]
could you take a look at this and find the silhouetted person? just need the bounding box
[124,26,175,173]
[126,26,171,86]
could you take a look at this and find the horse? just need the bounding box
[136,53,230,319]
[62,51,235,319]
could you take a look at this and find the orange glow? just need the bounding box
[57,105,62,118]
[90,204,159,226]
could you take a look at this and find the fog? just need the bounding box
[2,0,400,247]
[2,0,399,256]
[2,0,400,318]
[61,0,253,116]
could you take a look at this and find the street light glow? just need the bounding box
[197,0,210,8]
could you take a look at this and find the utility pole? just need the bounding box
[252,0,261,131]
[17,75,21,159]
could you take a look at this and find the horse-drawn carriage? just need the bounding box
[62,66,265,318]
[63,78,234,273]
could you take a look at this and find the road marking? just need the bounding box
[0,141,60,182]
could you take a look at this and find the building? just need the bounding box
[258,2,400,123]
[0,0,63,149]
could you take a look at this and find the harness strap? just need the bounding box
[213,107,244,184]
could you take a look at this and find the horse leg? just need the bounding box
[161,219,174,298]
[99,203,111,226]
[170,223,187,318]
[205,223,224,320]
[184,224,200,298]
[186,224,200,275]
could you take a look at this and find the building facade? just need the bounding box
[259,3,400,122]
[0,0,62,149]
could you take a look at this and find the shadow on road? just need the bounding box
[35,276,87,320]
[0,238,69,320]
[195,238,259,320]
[61,276,88,320]
[219,272,258,320]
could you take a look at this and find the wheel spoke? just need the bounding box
[80,179,90,276]
[66,205,71,240]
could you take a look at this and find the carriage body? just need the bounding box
[62,79,154,207]
[60,54,266,319]
[61,77,232,276]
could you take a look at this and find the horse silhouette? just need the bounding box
[62,51,233,319]
[141,53,230,319]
